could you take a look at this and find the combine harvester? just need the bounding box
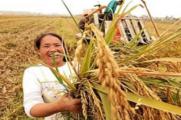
[78,0,154,45]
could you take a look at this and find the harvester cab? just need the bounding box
[77,0,152,45]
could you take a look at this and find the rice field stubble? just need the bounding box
[0,15,77,119]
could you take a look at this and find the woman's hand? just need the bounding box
[30,93,81,117]
[55,94,82,113]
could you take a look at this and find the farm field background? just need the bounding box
[0,15,180,119]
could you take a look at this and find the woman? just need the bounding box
[23,33,81,119]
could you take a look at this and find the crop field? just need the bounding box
[0,15,78,119]
[0,15,180,119]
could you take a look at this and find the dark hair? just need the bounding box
[117,0,123,5]
[34,33,68,61]
[34,33,63,50]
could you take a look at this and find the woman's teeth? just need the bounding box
[49,52,64,57]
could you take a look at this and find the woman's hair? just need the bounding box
[34,33,63,50]
[34,33,68,61]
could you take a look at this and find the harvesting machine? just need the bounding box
[77,0,152,45]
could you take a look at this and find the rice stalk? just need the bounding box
[142,57,181,63]
[74,37,86,65]
[118,67,181,77]
[80,90,88,120]
[125,74,177,120]
[120,27,181,64]
[86,81,104,120]
[91,24,135,120]
[73,30,96,76]
[140,58,181,72]
[49,66,76,91]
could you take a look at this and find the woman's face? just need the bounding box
[38,35,65,66]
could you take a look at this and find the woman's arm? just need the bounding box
[30,95,81,117]
[23,67,81,118]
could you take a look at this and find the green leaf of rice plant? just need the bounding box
[127,92,181,116]
[90,82,111,120]
[123,28,181,64]
[144,77,181,92]
[50,67,76,91]
[125,29,144,49]
[80,40,94,75]
[105,4,142,44]
[98,92,111,120]
[92,82,181,116]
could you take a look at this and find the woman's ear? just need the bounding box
[36,49,41,56]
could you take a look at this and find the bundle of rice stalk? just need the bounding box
[104,11,181,119]
[50,1,181,119]
[50,23,181,119]
[91,25,181,119]
[91,24,135,120]
[66,24,181,119]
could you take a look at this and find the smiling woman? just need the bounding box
[35,33,65,67]
[22,33,81,120]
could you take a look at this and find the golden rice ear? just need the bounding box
[90,24,135,120]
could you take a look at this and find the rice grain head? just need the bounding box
[91,24,135,120]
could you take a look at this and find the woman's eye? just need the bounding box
[55,44,62,47]
[43,45,50,48]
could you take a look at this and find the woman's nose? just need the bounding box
[49,46,57,52]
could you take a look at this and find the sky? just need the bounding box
[0,0,180,18]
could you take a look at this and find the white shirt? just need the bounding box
[23,62,76,120]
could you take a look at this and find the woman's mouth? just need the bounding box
[48,52,65,57]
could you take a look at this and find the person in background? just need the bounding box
[104,0,123,20]
[23,33,81,120]
[78,13,92,31]
[78,0,123,33]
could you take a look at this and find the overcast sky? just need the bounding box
[0,0,180,18]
